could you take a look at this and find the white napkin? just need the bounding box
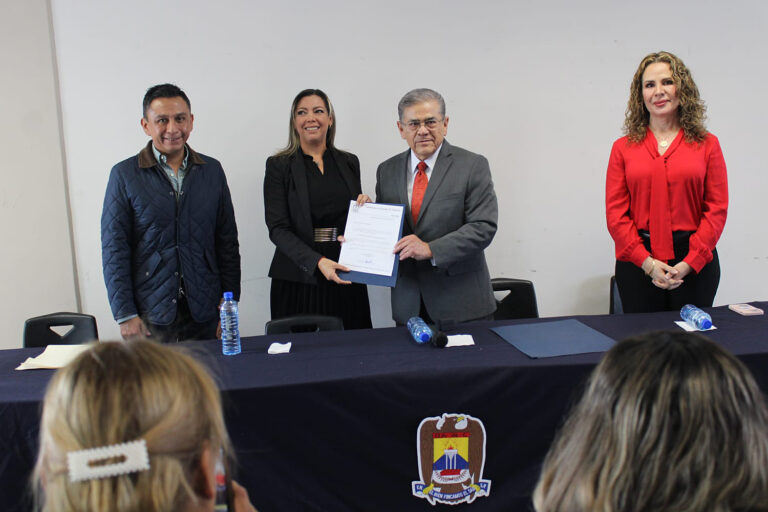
[445,334,475,347]
[16,344,92,370]
[675,321,716,332]
[267,342,292,354]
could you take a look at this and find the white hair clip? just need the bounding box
[67,439,150,482]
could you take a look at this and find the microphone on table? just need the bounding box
[427,318,455,348]
[431,330,448,348]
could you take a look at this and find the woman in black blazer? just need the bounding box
[263,89,372,329]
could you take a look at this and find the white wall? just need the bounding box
[31,0,768,342]
[0,0,78,349]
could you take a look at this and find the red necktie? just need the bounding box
[411,161,428,224]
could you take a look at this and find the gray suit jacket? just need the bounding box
[375,140,498,324]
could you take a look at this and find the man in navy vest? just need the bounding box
[101,83,240,342]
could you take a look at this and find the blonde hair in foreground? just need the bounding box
[624,51,708,144]
[533,331,768,512]
[33,339,230,512]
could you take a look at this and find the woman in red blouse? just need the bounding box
[606,51,727,313]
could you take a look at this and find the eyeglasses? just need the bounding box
[404,118,442,131]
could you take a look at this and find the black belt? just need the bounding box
[638,230,694,241]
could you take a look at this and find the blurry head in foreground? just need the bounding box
[534,330,768,512]
[34,339,229,511]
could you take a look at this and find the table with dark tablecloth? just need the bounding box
[2,303,767,511]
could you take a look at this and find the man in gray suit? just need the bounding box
[376,88,498,325]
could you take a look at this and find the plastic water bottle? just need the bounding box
[407,316,433,344]
[220,291,241,355]
[680,304,712,330]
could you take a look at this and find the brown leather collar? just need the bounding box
[136,140,206,169]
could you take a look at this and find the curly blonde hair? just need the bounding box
[624,51,708,143]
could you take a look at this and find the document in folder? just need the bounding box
[338,202,404,287]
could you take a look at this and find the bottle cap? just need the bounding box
[223,291,233,300]
[700,318,712,329]
[418,332,431,342]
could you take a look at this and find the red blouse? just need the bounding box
[605,128,728,273]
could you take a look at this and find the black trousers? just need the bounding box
[145,294,218,343]
[615,232,720,314]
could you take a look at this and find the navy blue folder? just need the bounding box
[491,319,616,358]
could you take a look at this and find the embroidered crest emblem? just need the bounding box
[412,413,491,505]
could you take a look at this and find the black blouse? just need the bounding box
[301,150,351,261]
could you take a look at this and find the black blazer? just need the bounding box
[263,148,363,284]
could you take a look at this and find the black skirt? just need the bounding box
[270,277,372,330]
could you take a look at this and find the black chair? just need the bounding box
[23,312,98,348]
[491,278,539,320]
[265,314,344,335]
[610,275,624,314]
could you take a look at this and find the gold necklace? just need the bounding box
[654,129,676,148]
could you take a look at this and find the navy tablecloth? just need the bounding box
[1,303,767,511]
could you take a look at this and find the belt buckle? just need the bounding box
[313,227,338,242]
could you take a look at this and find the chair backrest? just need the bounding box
[23,312,99,348]
[265,314,344,335]
[491,278,539,320]
[610,275,624,314]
